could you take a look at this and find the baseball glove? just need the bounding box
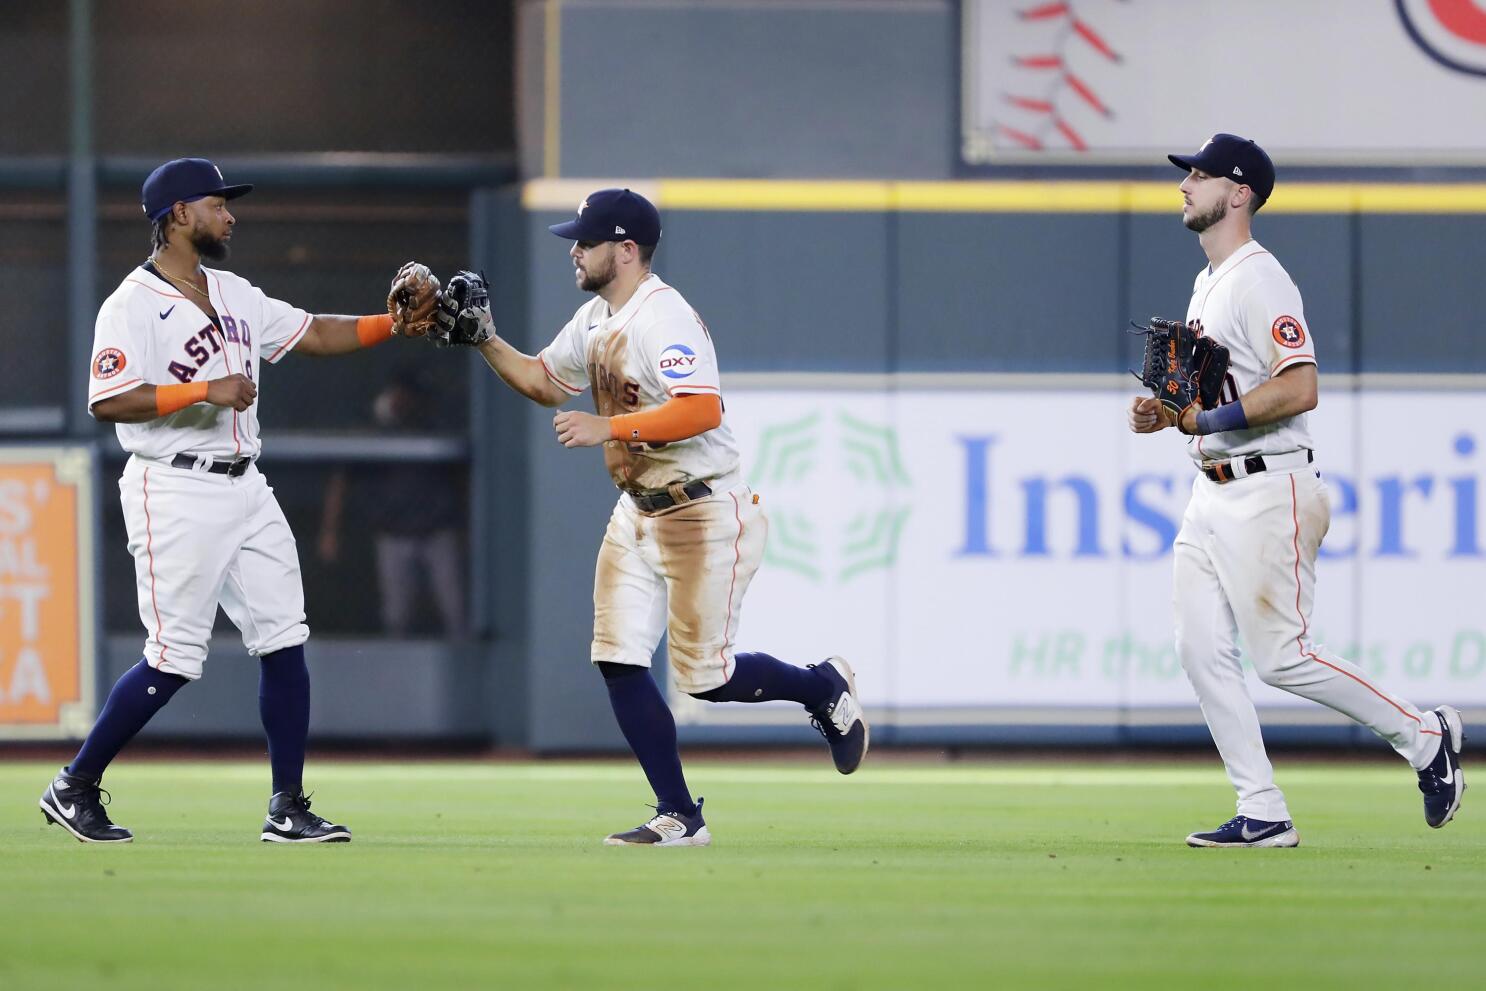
[1129,317,1229,418]
[430,270,495,349]
[387,261,441,337]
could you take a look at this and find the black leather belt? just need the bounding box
[1202,449,1313,484]
[172,453,254,477]
[628,480,712,512]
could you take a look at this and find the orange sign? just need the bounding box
[1,448,96,738]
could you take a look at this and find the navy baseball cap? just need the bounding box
[1168,133,1275,201]
[141,158,253,222]
[548,188,661,246]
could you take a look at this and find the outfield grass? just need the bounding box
[1,758,1481,990]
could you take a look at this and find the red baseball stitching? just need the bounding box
[995,2,1122,152]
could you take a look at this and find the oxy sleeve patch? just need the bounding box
[1272,315,1306,349]
[658,343,700,379]
[93,348,127,379]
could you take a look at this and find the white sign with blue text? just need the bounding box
[676,389,1485,725]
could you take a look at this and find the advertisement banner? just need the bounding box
[0,447,97,739]
[675,389,1484,726]
[963,0,1486,164]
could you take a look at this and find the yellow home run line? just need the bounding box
[524,178,1486,214]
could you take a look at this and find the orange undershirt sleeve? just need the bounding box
[609,393,723,444]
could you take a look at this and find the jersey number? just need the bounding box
[1218,373,1240,407]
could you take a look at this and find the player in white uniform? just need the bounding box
[39,158,421,844]
[439,188,867,845]
[1130,135,1465,846]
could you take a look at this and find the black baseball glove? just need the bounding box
[1129,317,1229,418]
[430,270,495,349]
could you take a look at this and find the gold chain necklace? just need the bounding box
[149,256,212,303]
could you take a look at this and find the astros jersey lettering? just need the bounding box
[1183,240,1315,463]
[538,273,739,493]
[89,265,311,460]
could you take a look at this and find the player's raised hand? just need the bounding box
[553,410,610,448]
[206,373,257,411]
[1128,395,1171,433]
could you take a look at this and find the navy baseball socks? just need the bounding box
[692,651,834,706]
[599,662,699,818]
[69,659,189,780]
[258,644,351,843]
[598,652,871,844]
[259,644,311,795]
[40,658,188,842]
[599,663,710,846]
[694,652,870,774]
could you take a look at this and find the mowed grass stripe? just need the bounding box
[1,760,1480,991]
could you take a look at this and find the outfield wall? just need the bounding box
[15,182,1485,751]
[496,181,1486,751]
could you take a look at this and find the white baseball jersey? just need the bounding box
[88,264,311,460]
[88,263,311,679]
[538,273,739,493]
[1182,240,1316,464]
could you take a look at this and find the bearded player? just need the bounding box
[38,158,439,843]
[1130,134,1464,847]
[425,188,867,846]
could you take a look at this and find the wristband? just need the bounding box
[356,314,395,347]
[156,381,209,417]
[1195,402,1249,436]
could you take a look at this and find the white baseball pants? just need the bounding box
[119,456,310,680]
[590,479,765,694]
[1173,461,1441,821]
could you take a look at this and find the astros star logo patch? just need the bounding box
[93,348,126,379]
[1271,315,1305,349]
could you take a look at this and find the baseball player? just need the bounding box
[38,158,438,844]
[426,188,867,846]
[1130,134,1465,847]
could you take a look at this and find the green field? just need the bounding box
[1,758,1481,990]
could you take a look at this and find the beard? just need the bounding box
[578,252,616,292]
[1183,198,1228,233]
[191,225,231,262]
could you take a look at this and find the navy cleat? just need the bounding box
[261,791,351,843]
[605,797,710,847]
[806,656,869,774]
[1186,815,1299,848]
[39,768,133,844]
[1418,705,1465,828]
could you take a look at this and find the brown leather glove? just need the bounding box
[387,261,441,337]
